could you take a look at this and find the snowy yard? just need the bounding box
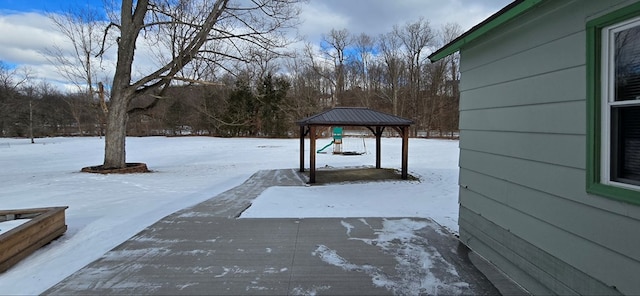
[0,136,459,295]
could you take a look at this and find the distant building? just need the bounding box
[429,0,640,294]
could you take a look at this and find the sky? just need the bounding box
[0,0,512,90]
[0,0,104,12]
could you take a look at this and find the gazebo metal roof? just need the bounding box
[296,107,413,127]
[297,107,414,184]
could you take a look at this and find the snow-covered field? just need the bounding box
[0,136,459,295]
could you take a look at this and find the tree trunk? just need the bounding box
[392,86,398,116]
[103,91,128,169]
[101,0,145,169]
[29,100,34,144]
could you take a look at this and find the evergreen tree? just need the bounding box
[223,79,257,136]
[257,74,290,137]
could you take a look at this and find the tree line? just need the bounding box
[1,16,460,140]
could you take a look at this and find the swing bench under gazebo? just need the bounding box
[296,107,414,184]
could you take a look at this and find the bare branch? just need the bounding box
[171,76,226,86]
[96,22,120,58]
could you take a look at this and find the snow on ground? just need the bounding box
[0,219,30,235]
[0,136,459,295]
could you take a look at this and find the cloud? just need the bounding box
[0,11,117,91]
[433,0,510,30]
[290,0,511,68]
[298,2,349,40]
[0,1,513,92]
[0,12,75,90]
[297,0,511,41]
[0,13,58,65]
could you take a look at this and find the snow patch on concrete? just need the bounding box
[313,218,472,295]
[290,284,331,296]
[340,220,354,237]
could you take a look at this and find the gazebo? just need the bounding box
[296,107,414,183]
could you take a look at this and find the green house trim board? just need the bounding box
[585,2,640,205]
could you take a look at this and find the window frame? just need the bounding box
[586,2,640,205]
[601,16,640,189]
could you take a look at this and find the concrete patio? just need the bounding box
[44,169,521,295]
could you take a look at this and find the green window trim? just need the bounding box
[586,1,640,206]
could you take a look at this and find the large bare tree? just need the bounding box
[377,31,405,116]
[99,0,301,169]
[321,28,350,106]
[353,33,374,107]
[433,23,462,137]
[0,62,33,138]
[46,5,109,136]
[394,18,434,134]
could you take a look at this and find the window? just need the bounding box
[602,17,640,188]
[587,3,640,205]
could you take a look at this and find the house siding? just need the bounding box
[458,0,640,294]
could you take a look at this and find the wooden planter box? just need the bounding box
[0,207,68,273]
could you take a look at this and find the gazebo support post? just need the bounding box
[401,126,409,180]
[375,126,382,169]
[299,125,305,172]
[309,126,317,183]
